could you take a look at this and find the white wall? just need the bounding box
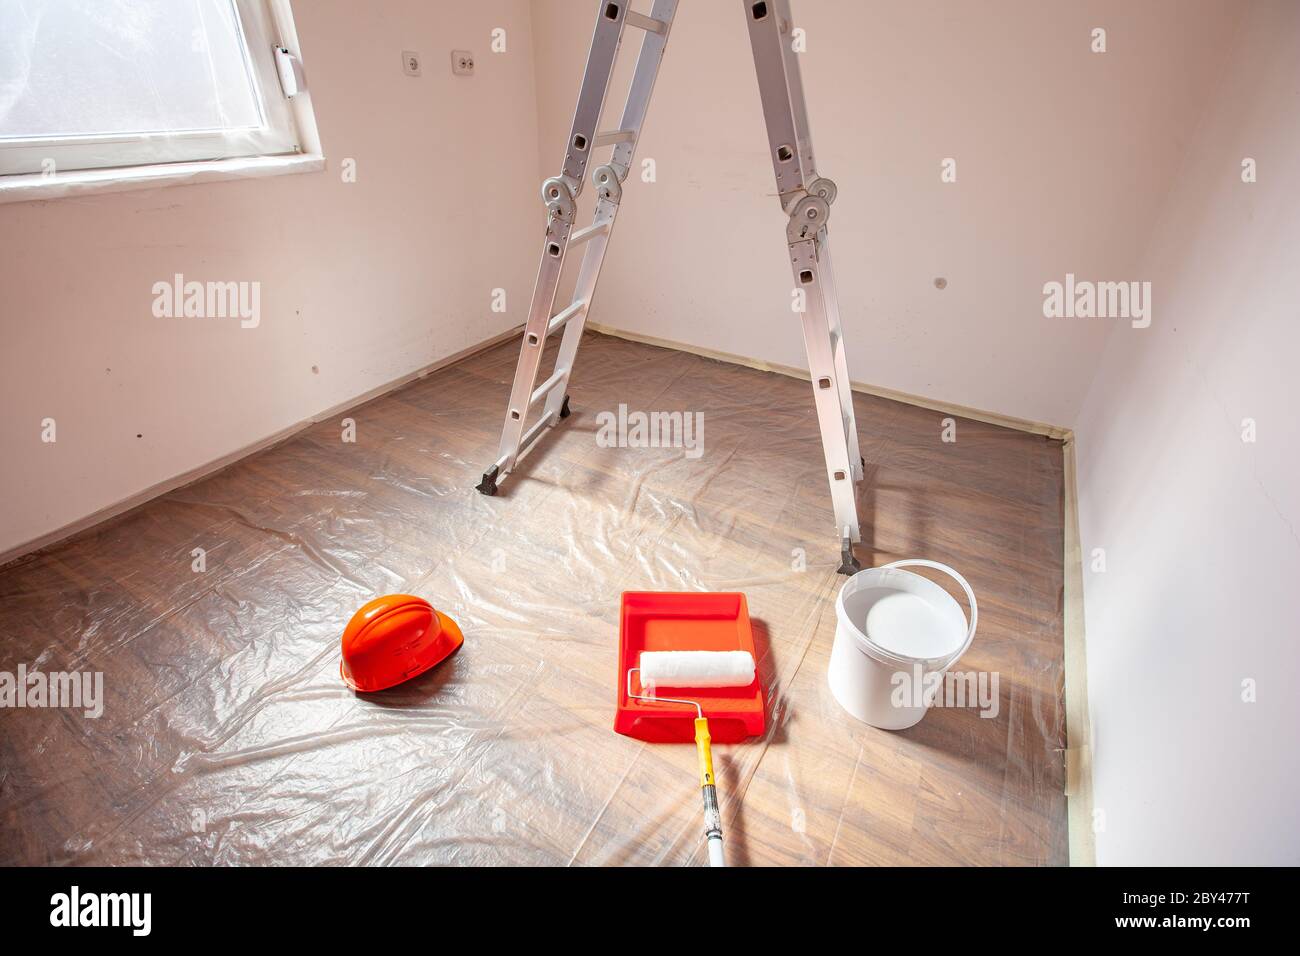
[1076,0,1300,865]
[0,0,541,557]
[530,0,1235,427]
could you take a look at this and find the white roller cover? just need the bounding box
[639,650,755,688]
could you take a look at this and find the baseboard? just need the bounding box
[586,322,1073,441]
[587,321,1094,864]
[0,324,523,569]
[1061,437,1096,866]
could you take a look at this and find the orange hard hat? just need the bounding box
[340,594,463,692]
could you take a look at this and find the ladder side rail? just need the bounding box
[770,0,817,185]
[489,2,631,478]
[792,240,863,564]
[541,200,616,424]
[562,2,634,189]
[743,0,812,202]
[493,218,570,469]
[542,0,681,425]
[816,226,863,481]
[744,0,862,571]
[610,0,680,181]
[769,0,861,482]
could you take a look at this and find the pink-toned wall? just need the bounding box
[0,1,1241,559]
[0,0,542,558]
[1075,0,1300,864]
[529,0,1237,427]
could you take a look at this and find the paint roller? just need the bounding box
[626,649,757,867]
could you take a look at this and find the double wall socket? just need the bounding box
[451,50,475,76]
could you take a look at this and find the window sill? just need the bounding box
[0,152,325,205]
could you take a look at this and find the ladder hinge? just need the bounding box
[542,176,578,223]
[807,177,837,205]
[786,194,830,244]
[593,165,622,204]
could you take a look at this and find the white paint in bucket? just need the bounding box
[829,559,977,730]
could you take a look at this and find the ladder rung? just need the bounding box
[593,129,636,147]
[500,392,564,474]
[569,221,610,246]
[530,368,567,406]
[518,413,552,456]
[624,11,668,35]
[548,300,588,334]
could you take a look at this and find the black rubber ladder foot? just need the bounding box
[476,465,500,496]
[837,540,862,576]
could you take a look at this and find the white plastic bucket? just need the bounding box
[829,559,977,730]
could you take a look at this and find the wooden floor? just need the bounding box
[0,331,1067,865]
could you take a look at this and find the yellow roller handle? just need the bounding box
[694,717,725,866]
[694,717,715,786]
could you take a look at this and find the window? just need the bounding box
[0,0,320,197]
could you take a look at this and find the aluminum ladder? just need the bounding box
[476,0,865,574]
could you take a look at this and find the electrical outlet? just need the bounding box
[401,50,421,76]
[451,50,474,76]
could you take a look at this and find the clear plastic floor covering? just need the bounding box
[0,332,1067,865]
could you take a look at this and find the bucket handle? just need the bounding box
[882,559,978,668]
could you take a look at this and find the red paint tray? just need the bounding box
[614,591,765,744]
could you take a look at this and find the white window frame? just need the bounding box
[0,0,322,203]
